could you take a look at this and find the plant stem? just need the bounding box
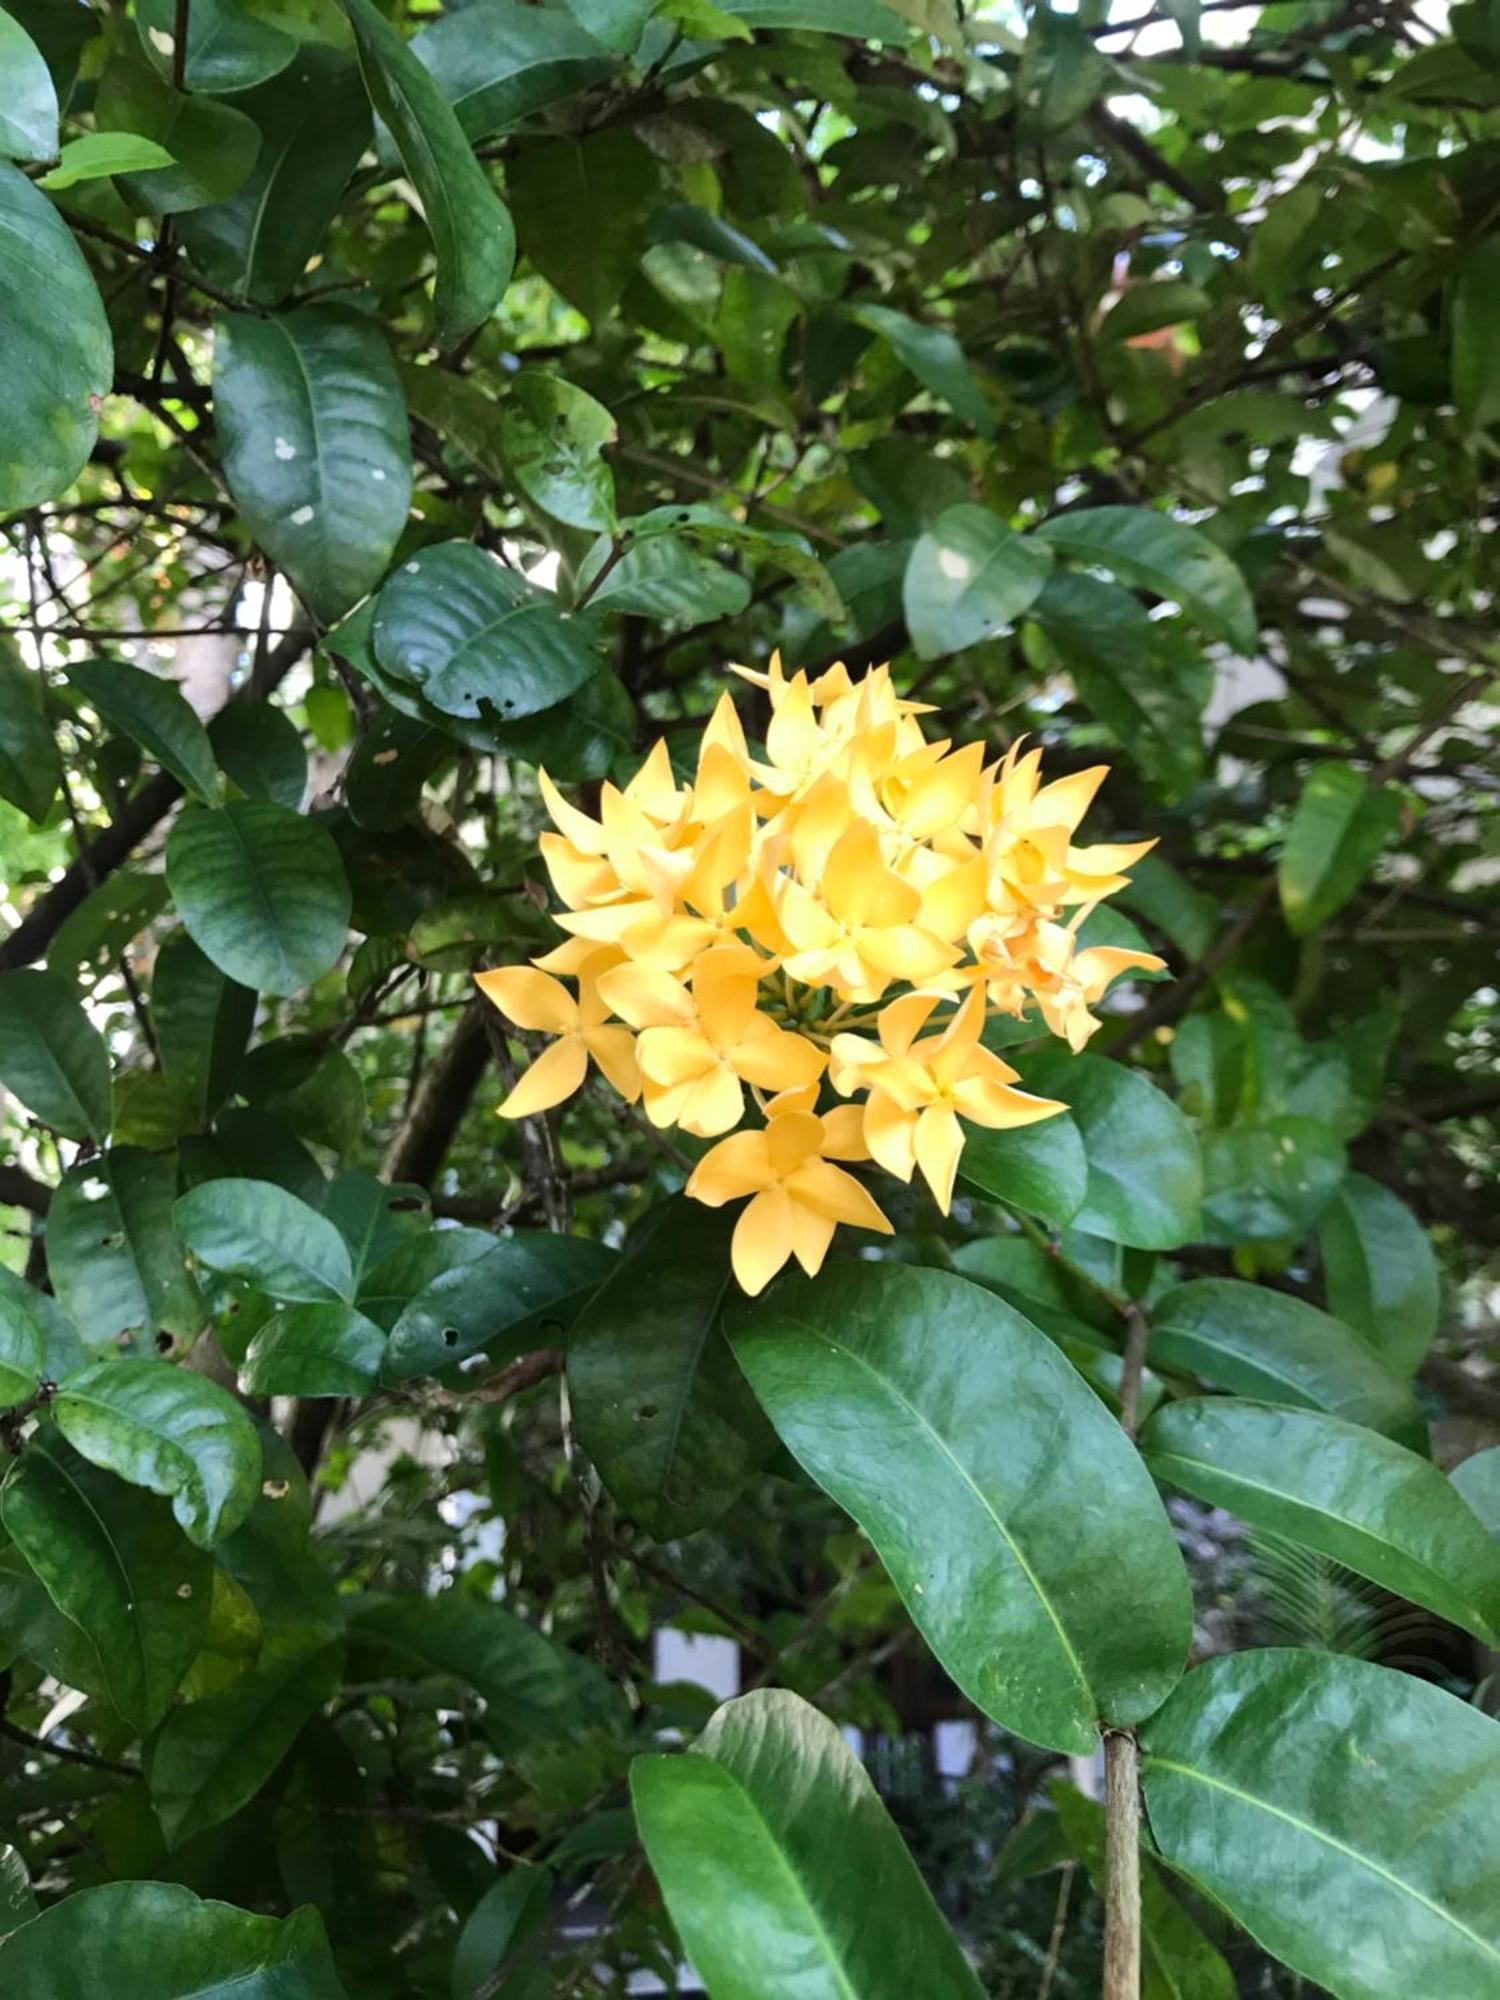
[1102,1729,1141,2000]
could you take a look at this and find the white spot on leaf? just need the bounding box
[274,437,297,461]
[289,505,315,526]
[938,549,971,582]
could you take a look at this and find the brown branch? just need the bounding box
[0,1717,139,1779]
[0,1166,51,1215]
[380,998,491,1186]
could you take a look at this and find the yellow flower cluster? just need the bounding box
[476,657,1161,1295]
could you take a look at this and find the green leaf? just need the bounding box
[1035,505,1257,654]
[1453,235,1500,431]
[350,1591,621,1754]
[242,1301,386,1394]
[0,1882,346,1997]
[568,1201,773,1540]
[383,1232,614,1380]
[1148,1279,1425,1448]
[574,531,750,621]
[372,541,600,724]
[1141,1649,1500,2000]
[632,1689,984,2000]
[0,163,113,515]
[1199,1114,1346,1243]
[500,372,617,531]
[240,1038,366,1155]
[725,0,909,27]
[1317,1171,1440,1376]
[152,928,257,1125]
[0,1843,36,1931]
[176,1176,356,1304]
[0,8,57,161]
[849,304,992,432]
[0,968,111,1141]
[958,1111,1088,1229]
[1099,279,1211,342]
[95,52,262,215]
[2,1440,211,1731]
[411,0,615,144]
[902,505,1052,659]
[47,1147,206,1342]
[1455,1448,1500,1540]
[136,0,297,93]
[356,1224,493,1326]
[1143,1398,1500,1644]
[451,1863,552,2000]
[38,131,176,190]
[175,47,371,305]
[346,708,447,829]
[509,130,660,326]
[151,1631,344,1846]
[1278,761,1400,933]
[342,0,514,347]
[69,657,219,804]
[209,700,308,809]
[729,1262,1191,1754]
[0,1266,85,1404]
[165,801,352,996]
[213,305,412,622]
[0,637,60,823]
[54,1356,263,1547]
[322,1170,429,1283]
[1020,1047,1202,1251]
[47,870,169,985]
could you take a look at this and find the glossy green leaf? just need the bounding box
[632,1689,984,2000]
[165,801,352,995]
[356,1224,493,1327]
[208,699,307,809]
[383,1231,614,1380]
[54,1356,262,1547]
[0,1882,346,1997]
[95,52,262,215]
[574,531,750,621]
[730,1262,1191,1754]
[240,1037,366,1154]
[136,0,297,93]
[151,928,257,1126]
[176,1176,356,1304]
[38,131,176,191]
[1279,761,1400,934]
[46,1147,205,1342]
[1319,1171,1439,1375]
[322,1170,429,1282]
[1452,235,1500,431]
[175,47,371,305]
[568,1201,773,1540]
[151,1631,344,1846]
[2,1440,210,1731]
[46,870,168,985]
[0,1265,85,1404]
[1199,1113,1345,1243]
[1143,1398,1500,1643]
[958,1109,1087,1229]
[1148,1279,1425,1448]
[69,657,219,804]
[902,505,1052,660]
[725,0,910,31]
[0,1843,36,1931]
[450,1864,552,1999]
[345,708,447,829]
[372,541,600,724]
[0,163,113,516]
[1455,1447,1500,1540]
[0,8,57,161]
[343,0,514,347]
[850,304,991,431]
[0,637,60,823]
[1021,1046,1202,1250]
[1141,1649,1500,2000]
[213,305,412,622]
[0,968,111,1141]
[242,1301,386,1394]
[509,130,660,326]
[500,372,617,531]
[412,0,615,144]
[1035,505,1257,653]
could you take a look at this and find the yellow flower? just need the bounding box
[1025,920,1166,1051]
[830,986,1064,1212]
[777,819,957,1002]
[475,954,639,1117]
[687,1085,892,1295]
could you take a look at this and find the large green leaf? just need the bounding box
[151,1631,344,1846]
[2,1440,210,1731]
[46,871,168,987]
[213,306,412,621]
[349,1591,621,1754]
[38,132,176,191]
[573,530,749,621]
[242,1301,386,1395]
[1142,1398,1500,1643]
[500,372,617,531]
[902,505,1052,660]
[0,1843,36,1931]
[151,929,257,1126]
[343,0,514,347]
[509,130,660,325]
[1148,1279,1425,1447]
[69,658,219,805]
[209,699,308,809]
[176,1176,356,1304]
[1021,1046,1202,1250]
[0,968,111,1142]
[411,0,615,143]
[0,164,112,514]
[568,1201,773,1540]
[724,0,910,30]
[450,1864,552,2000]
[1199,1113,1346,1243]
[47,1147,205,1343]
[95,51,262,215]
[958,1110,1088,1229]
[1318,1171,1439,1375]
[0,637,60,823]
[1452,234,1500,430]
[729,1262,1191,1754]
[136,0,298,92]
[176,47,371,305]
[1035,505,1257,653]
[0,1882,346,1997]
[372,541,600,724]
[0,1266,84,1405]
[1279,761,1400,934]
[0,8,57,161]
[165,801,352,996]
[632,1689,984,2000]
[1141,1650,1500,2000]
[383,1231,614,1380]
[849,304,992,432]
[1455,1447,1500,1540]
[54,1357,263,1548]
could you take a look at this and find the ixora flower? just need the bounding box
[476,657,1163,1293]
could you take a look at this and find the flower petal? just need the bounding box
[677,1062,746,1137]
[497,1035,588,1119]
[787,1159,893,1235]
[913,1102,965,1213]
[688,1130,774,1205]
[583,1024,641,1103]
[732,1189,794,1295]
[475,967,578,1035]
